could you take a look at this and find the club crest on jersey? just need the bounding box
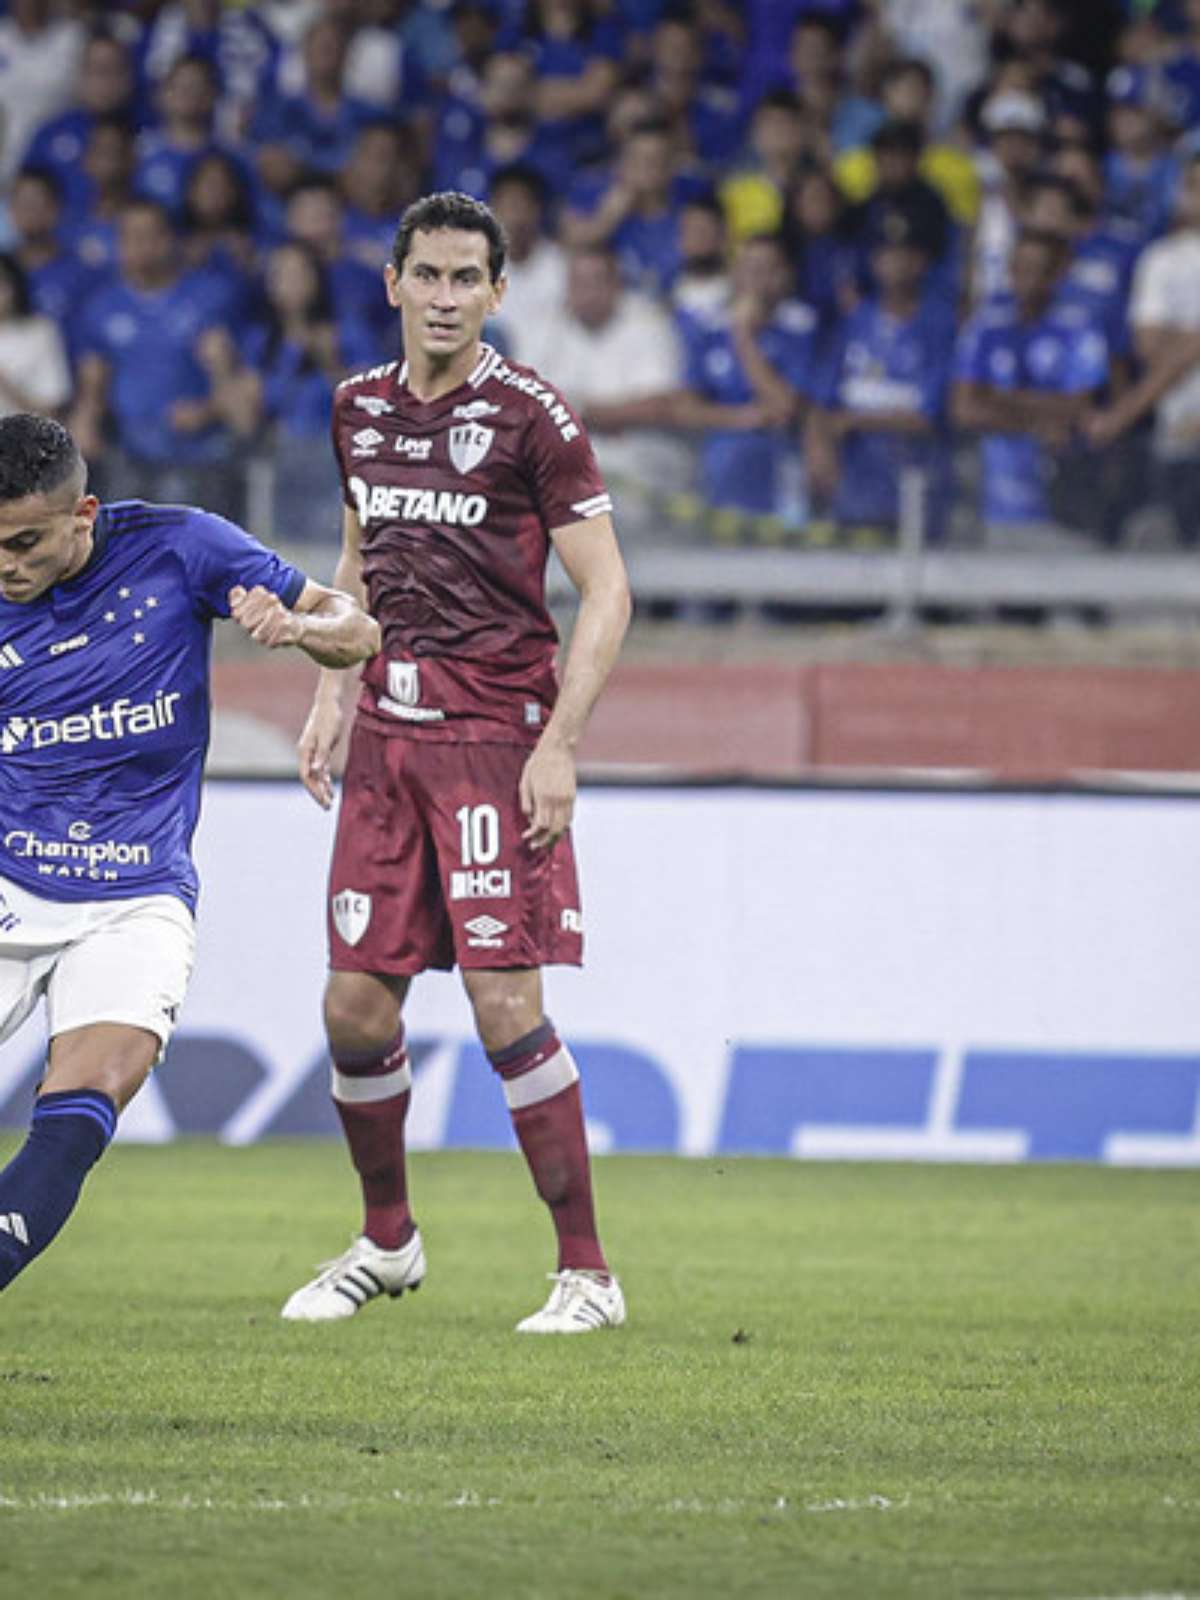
[448,422,494,475]
[332,889,372,946]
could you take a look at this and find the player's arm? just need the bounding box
[520,513,632,850]
[228,574,378,667]
[296,505,372,809]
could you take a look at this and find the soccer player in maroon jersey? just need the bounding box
[281,193,633,1333]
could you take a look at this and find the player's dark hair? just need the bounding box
[13,165,64,204]
[0,415,85,504]
[883,56,936,94]
[1026,172,1091,218]
[392,191,508,283]
[0,252,33,318]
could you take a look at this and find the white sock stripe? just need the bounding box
[502,1047,579,1110]
[331,1059,412,1104]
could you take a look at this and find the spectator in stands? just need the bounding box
[235,237,377,542]
[1088,154,1200,545]
[856,122,954,294]
[780,163,863,328]
[953,228,1109,545]
[1103,64,1184,239]
[520,0,624,168]
[1165,0,1200,132]
[25,30,138,221]
[671,195,734,321]
[432,46,570,199]
[857,0,989,132]
[721,90,816,241]
[1021,172,1139,357]
[488,165,567,359]
[998,0,1102,142]
[72,116,139,276]
[0,0,86,182]
[251,14,376,197]
[782,12,883,156]
[836,57,981,229]
[134,54,249,224]
[809,207,956,540]
[6,168,92,358]
[971,90,1047,303]
[563,118,694,295]
[674,231,824,519]
[139,0,280,142]
[0,251,72,418]
[518,240,690,498]
[283,175,393,353]
[645,13,745,169]
[339,121,421,274]
[181,150,259,279]
[70,198,245,516]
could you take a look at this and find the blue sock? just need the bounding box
[0,1090,117,1291]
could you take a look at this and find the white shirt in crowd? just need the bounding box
[1130,230,1200,460]
[495,240,569,361]
[519,289,691,495]
[0,13,86,180]
[0,314,71,416]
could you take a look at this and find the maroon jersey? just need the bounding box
[331,342,613,744]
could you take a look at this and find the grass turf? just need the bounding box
[0,1142,1197,1599]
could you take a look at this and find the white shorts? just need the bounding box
[0,874,196,1055]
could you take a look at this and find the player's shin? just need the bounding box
[489,1022,608,1276]
[0,1088,117,1290]
[331,1028,415,1250]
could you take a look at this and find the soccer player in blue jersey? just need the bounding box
[0,412,379,1296]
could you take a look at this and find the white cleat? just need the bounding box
[280,1231,426,1322]
[515,1269,626,1334]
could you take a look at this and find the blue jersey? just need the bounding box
[0,500,305,910]
[76,269,241,464]
[955,299,1108,524]
[680,298,823,514]
[821,295,956,531]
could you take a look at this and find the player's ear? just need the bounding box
[488,272,507,315]
[384,262,402,308]
[74,495,100,529]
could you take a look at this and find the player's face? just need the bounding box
[0,487,99,603]
[386,228,504,365]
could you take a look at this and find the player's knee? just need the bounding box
[322,976,400,1056]
[468,985,541,1055]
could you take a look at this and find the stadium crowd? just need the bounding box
[1,0,1199,553]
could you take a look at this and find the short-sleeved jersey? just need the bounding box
[330,343,612,745]
[955,298,1109,524]
[0,500,305,909]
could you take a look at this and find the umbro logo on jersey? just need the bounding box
[0,642,23,669]
[464,913,508,948]
[0,1211,28,1245]
[351,427,385,457]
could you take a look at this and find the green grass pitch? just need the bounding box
[0,1141,1197,1599]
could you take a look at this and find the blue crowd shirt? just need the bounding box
[1103,149,1180,241]
[0,500,306,910]
[76,268,241,464]
[955,298,1109,524]
[134,132,252,221]
[680,298,823,514]
[820,294,956,531]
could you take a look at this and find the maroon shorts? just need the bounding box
[327,720,584,974]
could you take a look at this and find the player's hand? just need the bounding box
[519,738,576,851]
[297,694,343,810]
[229,584,303,650]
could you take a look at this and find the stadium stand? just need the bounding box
[7,0,1200,626]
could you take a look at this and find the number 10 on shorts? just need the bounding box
[456,803,500,866]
